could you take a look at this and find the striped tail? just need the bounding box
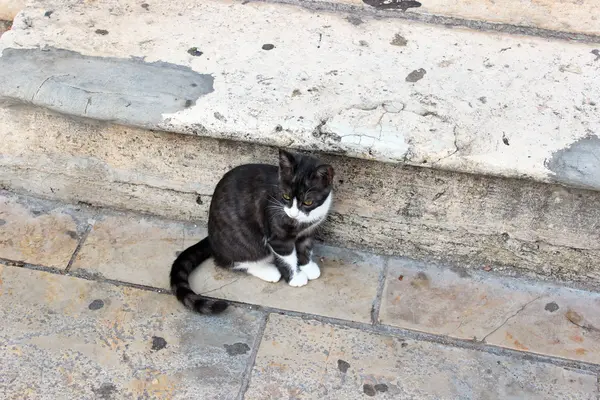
[170,237,229,314]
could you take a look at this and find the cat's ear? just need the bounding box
[315,164,334,186]
[279,149,295,174]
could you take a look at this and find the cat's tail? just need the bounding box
[170,237,229,314]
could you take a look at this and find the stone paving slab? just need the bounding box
[380,258,600,365]
[0,192,87,269]
[189,246,384,323]
[71,213,205,288]
[245,314,598,400]
[0,264,263,400]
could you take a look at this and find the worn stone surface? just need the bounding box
[2,106,600,286]
[0,264,263,400]
[1,0,600,191]
[189,245,384,323]
[380,259,600,364]
[0,191,86,268]
[245,314,598,399]
[296,0,600,36]
[0,47,215,127]
[546,135,600,191]
[71,212,204,288]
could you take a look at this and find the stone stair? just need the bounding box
[2,1,600,397]
[1,0,600,286]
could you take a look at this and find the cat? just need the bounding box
[170,149,334,314]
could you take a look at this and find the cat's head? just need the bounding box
[278,149,334,224]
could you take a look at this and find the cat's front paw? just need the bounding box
[300,261,321,280]
[288,271,309,287]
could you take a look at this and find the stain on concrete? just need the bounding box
[390,33,408,46]
[479,96,487,104]
[92,383,117,400]
[346,16,364,26]
[363,383,377,396]
[0,47,214,127]
[545,302,559,312]
[224,342,250,356]
[262,44,275,50]
[141,3,150,10]
[95,29,109,35]
[187,47,203,57]
[66,230,78,239]
[88,299,104,310]
[337,359,350,373]
[151,336,168,351]
[44,11,54,18]
[214,111,226,121]
[411,272,430,289]
[592,49,600,62]
[0,219,6,226]
[363,0,421,11]
[545,135,600,190]
[374,383,389,393]
[406,68,426,82]
[502,134,510,146]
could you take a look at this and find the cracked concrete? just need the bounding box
[479,296,543,344]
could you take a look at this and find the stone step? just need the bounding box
[1,0,599,192]
[2,106,599,288]
[1,190,599,369]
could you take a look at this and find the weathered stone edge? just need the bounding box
[265,0,600,43]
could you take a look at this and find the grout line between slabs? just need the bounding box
[370,257,389,325]
[236,312,269,400]
[5,260,600,375]
[64,219,94,273]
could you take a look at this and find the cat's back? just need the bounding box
[214,163,278,196]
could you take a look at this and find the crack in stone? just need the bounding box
[480,296,543,343]
[32,74,70,101]
[198,277,242,296]
[432,125,460,164]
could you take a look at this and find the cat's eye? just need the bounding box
[303,200,313,206]
[282,193,291,200]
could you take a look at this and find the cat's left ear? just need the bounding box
[279,149,295,172]
[315,164,334,186]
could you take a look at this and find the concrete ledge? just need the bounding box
[0,0,599,191]
[289,0,600,37]
[2,106,599,288]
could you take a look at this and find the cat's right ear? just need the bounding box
[279,149,295,174]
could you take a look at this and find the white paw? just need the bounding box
[248,266,281,283]
[300,261,321,280]
[288,271,309,287]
